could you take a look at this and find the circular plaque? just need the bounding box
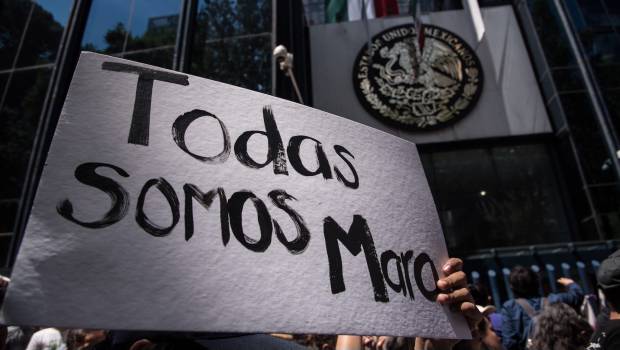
[353,24,483,130]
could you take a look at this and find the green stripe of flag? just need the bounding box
[325,0,348,23]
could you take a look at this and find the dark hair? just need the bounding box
[602,286,620,312]
[530,303,592,350]
[468,283,491,306]
[509,265,540,298]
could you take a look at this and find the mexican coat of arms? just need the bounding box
[353,24,483,130]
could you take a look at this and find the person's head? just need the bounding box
[109,331,204,350]
[509,265,540,298]
[597,249,620,312]
[529,303,592,350]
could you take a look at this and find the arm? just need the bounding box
[550,278,583,307]
[25,332,40,350]
[479,318,503,350]
[335,335,363,350]
[500,306,519,350]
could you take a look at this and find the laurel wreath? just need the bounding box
[360,59,480,128]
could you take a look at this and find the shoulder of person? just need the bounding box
[501,299,519,311]
[35,328,62,338]
[501,299,513,307]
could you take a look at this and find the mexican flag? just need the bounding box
[324,0,400,23]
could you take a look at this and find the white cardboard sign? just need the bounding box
[3,52,469,338]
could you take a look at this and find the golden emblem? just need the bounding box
[353,24,483,129]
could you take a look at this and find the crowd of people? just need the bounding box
[1,251,618,350]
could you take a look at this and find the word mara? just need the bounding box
[56,62,439,303]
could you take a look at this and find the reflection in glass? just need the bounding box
[196,0,271,39]
[124,47,175,71]
[125,0,181,53]
[1,0,70,69]
[559,92,615,185]
[81,0,181,68]
[421,143,571,255]
[581,31,620,64]
[15,1,70,67]
[81,0,131,53]
[0,68,52,199]
[191,0,272,92]
[192,35,272,92]
[569,0,610,28]
[0,1,31,69]
[527,0,576,67]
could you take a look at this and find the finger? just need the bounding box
[362,336,374,346]
[436,287,474,305]
[437,271,467,291]
[442,258,463,275]
[461,301,484,330]
[414,338,425,350]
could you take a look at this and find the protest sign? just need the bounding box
[2,52,470,338]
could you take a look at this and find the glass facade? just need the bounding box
[515,0,620,241]
[0,0,73,268]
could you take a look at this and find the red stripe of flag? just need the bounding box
[374,0,399,17]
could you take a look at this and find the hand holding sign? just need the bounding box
[2,52,470,338]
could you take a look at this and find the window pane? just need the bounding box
[82,0,181,65]
[124,46,175,69]
[527,0,577,67]
[15,0,72,67]
[192,35,272,92]
[600,211,620,240]
[124,0,181,53]
[552,66,586,92]
[603,89,620,139]
[0,68,51,198]
[559,92,616,184]
[556,134,591,221]
[195,0,271,39]
[580,30,620,65]
[421,143,572,255]
[0,1,33,69]
[592,63,620,89]
[81,0,131,53]
[604,0,620,26]
[191,0,273,93]
[0,199,18,234]
[571,0,611,28]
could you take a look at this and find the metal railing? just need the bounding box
[464,240,619,308]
